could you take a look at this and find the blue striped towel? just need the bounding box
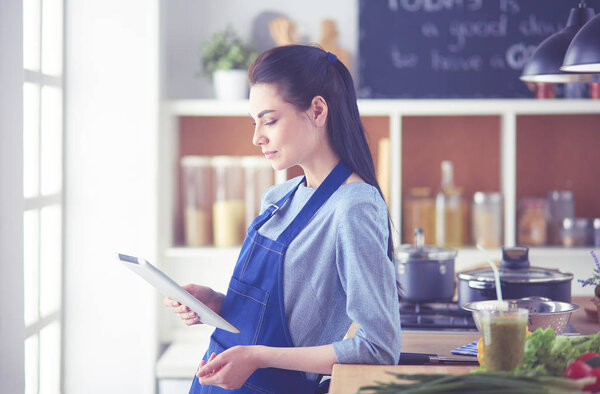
[451,340,478,357]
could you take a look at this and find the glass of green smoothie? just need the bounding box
[478,308,528,371]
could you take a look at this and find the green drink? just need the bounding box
[479,308,528,371]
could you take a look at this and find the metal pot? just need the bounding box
[395,228,457,303]
[457,246,573,307]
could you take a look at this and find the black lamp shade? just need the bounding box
[521,6,595,83]
[562,12,600,72]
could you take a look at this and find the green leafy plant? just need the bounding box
[578,251,600,298]
[199,26,258,76]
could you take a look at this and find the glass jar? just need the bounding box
[181,156,213,246]
[402,187,435,244]
[472,192,503,248]
[546,190,574,245]
[561,218,594,247]
[517,198,548,246]
[594,218,600,248]
[212,156,245,247]
[436,186,465,248]
[241,156,274,227]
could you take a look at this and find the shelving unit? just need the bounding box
[157,99,600,341]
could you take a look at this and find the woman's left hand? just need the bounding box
[196,345,263,390]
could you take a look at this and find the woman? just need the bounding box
[165,44,401,393]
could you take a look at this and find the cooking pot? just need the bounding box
[395,228,457,303]
[457,246,573,307]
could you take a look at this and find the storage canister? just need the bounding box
[547,190,574,245]
[241,156,274,227]
[472,192,503,248]
[561,218,594,247]
[402,187,435,244]
[181,156,213,246]
[212,156,245,247]
[517,198,548,246]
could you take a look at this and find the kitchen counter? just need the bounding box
[329,296,599,393]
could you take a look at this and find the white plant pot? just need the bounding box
[213,69,248,100]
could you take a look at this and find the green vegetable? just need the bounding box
[514,328,600,376]
[358,371,595,393]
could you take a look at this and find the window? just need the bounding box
[23,0,64,392]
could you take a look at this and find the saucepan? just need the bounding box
[394,228,457,303]
[456,246,573,307]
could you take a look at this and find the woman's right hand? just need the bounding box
[163,284,225,326]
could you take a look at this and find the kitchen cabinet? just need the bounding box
[157,98,600,342]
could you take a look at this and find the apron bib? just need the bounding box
[190,162,352,394]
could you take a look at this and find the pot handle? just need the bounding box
[468,280,495,290]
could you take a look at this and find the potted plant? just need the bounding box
[578,250,600,321]
[200,26,258,100]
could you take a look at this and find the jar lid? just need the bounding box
[473,192,502,204]
[181,156,211,167]
[211,155,242,167]
[394,228,457,261]
[547,190,573,202]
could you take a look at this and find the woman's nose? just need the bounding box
[252,126,266,146]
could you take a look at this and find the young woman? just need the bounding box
[165,44,401,393]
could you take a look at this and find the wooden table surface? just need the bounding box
[329,295,599,393]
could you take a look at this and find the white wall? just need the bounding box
[0,1,25,393]
[64,1,159,393]
[162,0,358,98]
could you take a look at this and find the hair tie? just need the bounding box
[326,52,337,64]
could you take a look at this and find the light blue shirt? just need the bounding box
[258,176,401,379]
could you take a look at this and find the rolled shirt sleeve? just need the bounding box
[332,196,401,365]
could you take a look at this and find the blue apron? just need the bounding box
[189,161,352,394]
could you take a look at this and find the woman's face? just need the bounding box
[248,83,320,171]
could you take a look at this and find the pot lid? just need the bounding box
[457,247,573,283]
[457,265,573,283]
[395,228,457,261]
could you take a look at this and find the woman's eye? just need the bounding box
[265,120,277,126]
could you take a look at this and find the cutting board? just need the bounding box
[329,364,476,393]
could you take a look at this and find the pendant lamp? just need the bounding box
[562,11,600,72]
[521,2,595,83]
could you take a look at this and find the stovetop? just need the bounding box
[399,302,478,331]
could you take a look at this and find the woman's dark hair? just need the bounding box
[248,44,394,259]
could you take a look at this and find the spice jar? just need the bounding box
[472,192,503,248]
[181,156,213,246]
[403,187,435,244]
[517,198,548,246]
[242,156,274,227]
[561,218,594,247]
[546,190,574,245]
[212,156,245,247]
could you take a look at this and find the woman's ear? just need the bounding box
[309,96,328,128]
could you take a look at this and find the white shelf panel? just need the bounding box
[164,99,600,117]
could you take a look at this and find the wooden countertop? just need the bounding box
[329,296,599,393]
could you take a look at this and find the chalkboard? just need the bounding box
[358,0,600,98]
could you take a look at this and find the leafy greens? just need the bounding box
[515,328,600,376]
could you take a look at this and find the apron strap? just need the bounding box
[250,177,305,231]
[276,161,352,245]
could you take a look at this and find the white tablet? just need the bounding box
[118,253,239,334]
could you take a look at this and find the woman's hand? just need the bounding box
[162,284,224,326]
[196,346,263,390]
